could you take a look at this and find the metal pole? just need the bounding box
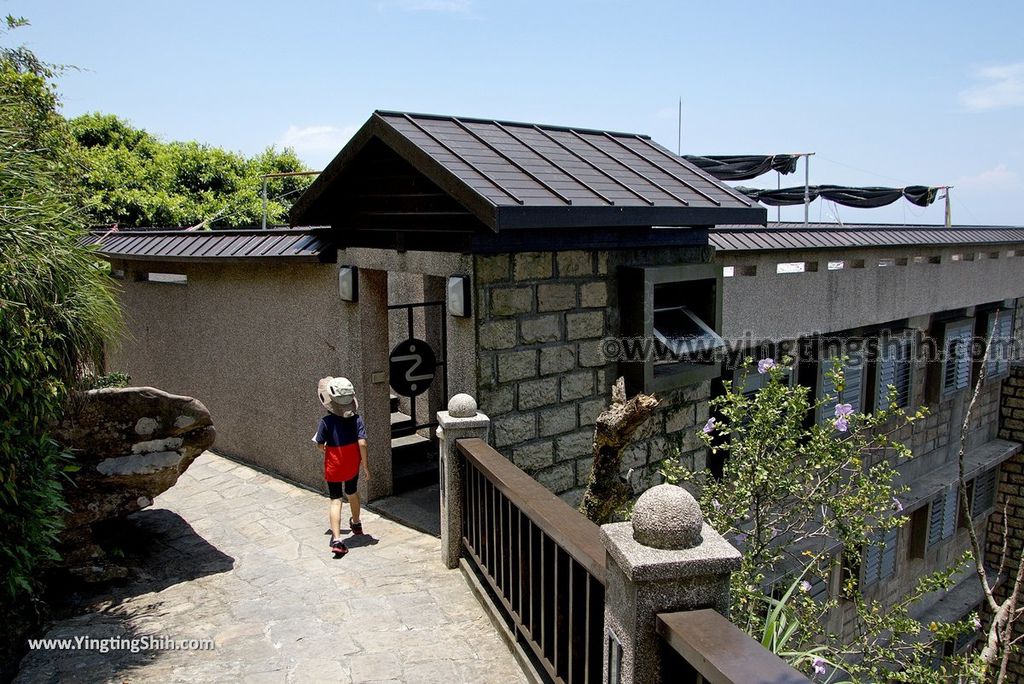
[776,171,781,225]
[945,188,952,228]
[677,98,682,155]
[261,178,268,230]
[803,154,810,227]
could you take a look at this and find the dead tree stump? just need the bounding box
[578,377,658,524]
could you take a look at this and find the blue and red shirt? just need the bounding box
[313,414,366,482]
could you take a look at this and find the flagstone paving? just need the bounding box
[17,452,527,683]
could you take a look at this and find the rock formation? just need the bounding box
[52,387,215,580]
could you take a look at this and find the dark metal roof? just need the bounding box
[708,222,1024,252]
[82,228,335,263]
[290,110,765,231]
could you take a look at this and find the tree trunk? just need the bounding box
[578,377,658,524]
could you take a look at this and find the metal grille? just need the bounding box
[460,445,605,684]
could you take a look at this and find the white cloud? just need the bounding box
[375,0,472,13]
[959,63,1024,111]
[956,163,1021,192]
[277,124,359,155]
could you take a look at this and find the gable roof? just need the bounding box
[290,110,765,232]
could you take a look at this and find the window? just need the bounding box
[928,486,959,548]
[619,264,724,393]
[942,320,974,395]
[985,310,1014,379]
[971,468,998,518]
[141,272,188,285]
[818,351,866,424]
[862,526,898,587]
[876,335,914,410]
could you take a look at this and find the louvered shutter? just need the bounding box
[929,489,947,547]
[943,322,973,394]
[987,312,1013,377]
[972,468,998,517]
[820,353,864,423]
[880,527,898,579]
[877,338,913,410]
[863,541,882,585]
[845,358,865,413]
[863,527,899,586]
[941,486,959,540]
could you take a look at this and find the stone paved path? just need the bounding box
[17,452,527,683]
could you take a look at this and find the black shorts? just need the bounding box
[326,476,359,499]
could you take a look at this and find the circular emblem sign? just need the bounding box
[389,338,437,397]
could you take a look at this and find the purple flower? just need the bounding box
[834,417,849,432]
[834,403,854,418]
[734,532,748,544]
[812,657,827,675]
[892,497,904,513]
[973,615,982,630]
[711,498,722,511]
[800,580,812,593]
[757,358,776,374]
[703,417,716,434]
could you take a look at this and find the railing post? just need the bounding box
[601,484,741,684]
[436,393,490,569]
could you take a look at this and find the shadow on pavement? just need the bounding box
[14,509,234,683]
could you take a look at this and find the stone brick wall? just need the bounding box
[473,248,710,504]
[985,365,1024,680]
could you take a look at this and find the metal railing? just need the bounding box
[457,438,605,684]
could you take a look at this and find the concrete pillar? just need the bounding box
[359,268,392,501]
[601,484,741,684]
[436,394,490,569]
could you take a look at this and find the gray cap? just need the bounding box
[318,376,356,416]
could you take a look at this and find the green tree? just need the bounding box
[70,113,315,229]
[0,14,120,659]
[664,358,982,681]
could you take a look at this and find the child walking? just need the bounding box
[313,376,370,556]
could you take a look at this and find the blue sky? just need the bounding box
[14,1,1024,225]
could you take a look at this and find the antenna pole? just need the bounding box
[677,98,682,155]
[261,177,268,230]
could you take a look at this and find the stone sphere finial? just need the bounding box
[447,393,478,418]
[632,484,703,549]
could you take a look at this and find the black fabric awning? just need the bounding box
[736,185,939,209]
[683,154,801,181]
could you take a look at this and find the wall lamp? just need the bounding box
[447,275,471,317]
[339,266,358,302]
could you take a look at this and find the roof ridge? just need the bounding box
[374,109,652,140]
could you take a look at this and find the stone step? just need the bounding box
[390,393,400,413]
[390,411,415,438]
[391,433,437,494]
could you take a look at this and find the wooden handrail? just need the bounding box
[456,437,607,585]
[657,610,811,684]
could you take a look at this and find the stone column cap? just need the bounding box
[437,409,491,430]
[601,522,741,583]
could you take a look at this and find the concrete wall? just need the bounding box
[472,248,711,504]
[719,246,1024,343]
[108,259,358,490]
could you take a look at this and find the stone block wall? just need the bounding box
[473,248,710,504]
[985,365,1024,680]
